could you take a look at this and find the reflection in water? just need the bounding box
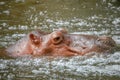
[0,0,120,80]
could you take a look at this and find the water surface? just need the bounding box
[0,0,120,80]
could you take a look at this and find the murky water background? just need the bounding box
[0,0,120,80]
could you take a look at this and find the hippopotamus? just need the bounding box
[6,28,116,58]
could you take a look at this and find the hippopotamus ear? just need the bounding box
[29,33,41,45]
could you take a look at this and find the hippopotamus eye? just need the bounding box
[52,36,63,45]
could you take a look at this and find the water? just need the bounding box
[0,0,120,80]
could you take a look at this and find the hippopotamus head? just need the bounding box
[6,28,116,58]
[31,28,79,57]
[30,28,116,57]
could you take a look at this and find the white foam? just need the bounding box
[0,2,5,5]
[3,10,10,15]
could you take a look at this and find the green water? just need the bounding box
[0,0,120,80]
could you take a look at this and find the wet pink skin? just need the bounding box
[6,30,48,57]
[6,29,116,58]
